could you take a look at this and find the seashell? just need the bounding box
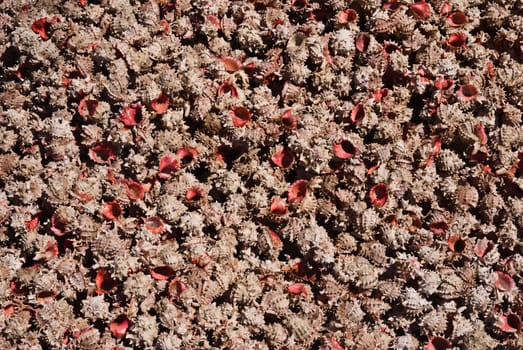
[95,269,118,294]
[493,271,516,292]
[403,287,433,316]
[424,336,451,350]
[359,241,388,265]
[447,32,467,49]
[447,235,466,254]
[496,311,522,333]
[334,255,381,289]
[369,183,388,207]
[176,146,198,167]
[229,106,252,127]
[418,245,445,266]
[120,103,143,126]
[285,315,315,346]
[360,297,391,321]
[157,155,179,179]
[151,92,170,115]
[350,103,366,123]
[102,201,122,221]
[376,280,403,302]
[454,184,479,209]
[288,180,308,204]
[263,323,289,348]
[109,314,131,338]
[409,1,431,20]
[436,149,464,174]
[447,11,467,27]
[456,83,479,102]
[437,269,465,300]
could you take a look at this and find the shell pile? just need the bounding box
[0,0,522,349]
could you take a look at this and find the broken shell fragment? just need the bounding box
[271,147,295,169]
[493,271,516,292]
[230,106,252,127]
[288,180,308,204]
[158,155,179,179]
[151,92,169,114]
[31,18,51,40]
[369,183,388,207]
[102,201,122,220]
[110,314,131,338]
[150,266,176,280]
[474,238,495,258]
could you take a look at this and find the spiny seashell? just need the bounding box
[437,269,466,300]
[359,241,388,265]
[263,323,289,348]
[402,287,433,316]
[360,297,391,321]
[334,255,381,289]
[454,184,479,209]
[376,280,403,302]
[418,245,446,266]
[285,315,315,346]
[436,149,464,174]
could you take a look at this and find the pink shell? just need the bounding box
[150,266,176,280]
[176,146,198,166]
[217,82,238,98]
[186,187,204,201]
[356,33,370,53]
[457,84,479,101]
[333,140,357,159]
[448,235,465,253]
[125,180,147,200]
[144,216,164,234]
[95,269,117,294]
[369,183,388,207]
[102,201,122,220]
[89,142,116,164]
[220,56,242,72]
[337,9,358,24]
[447,32,467,48]
[447,11,467,27]
[493,271,516,292]
[78,99,98,118]
[288,180,308,203]
[110,314,131,338]
[287,283,308,296]
[158,155,179,179]
[151,92,170,115]
[497,312,522,333]
[410,1,431,19]
[31,17,51,40]
[350,103,365,123]
[271,147,295,169]
[230,106,252,127]
[270,197,288,215]
[281,109,298,130]
[120,103,143,126]
[424,336,451,350]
